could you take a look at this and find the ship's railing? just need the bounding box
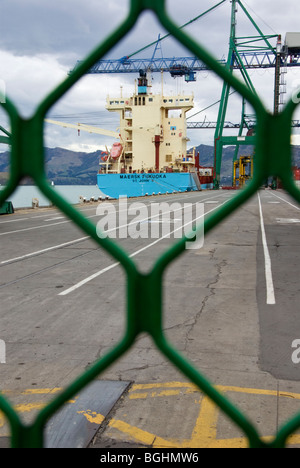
[1,0,300,448]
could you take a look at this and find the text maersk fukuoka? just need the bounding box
[96,196,204,250]
[119,173,168,180]
[99,452,200,465]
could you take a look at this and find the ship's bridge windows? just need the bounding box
[167,109,182,118]
[109,100,124,105]
[134,96,146,105]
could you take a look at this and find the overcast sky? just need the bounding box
[0,0,300,154]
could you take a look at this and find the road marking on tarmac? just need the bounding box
[1,382,300,448]
[257,192,276,305]
[107,382,300,448]
[58,197,230,296]
[0,236,89,264]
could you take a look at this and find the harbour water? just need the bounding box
[0,184,105,209]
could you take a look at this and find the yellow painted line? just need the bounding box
[129,392,149,400]
[188,395,218,448]
[285,434,300,446]
[129,389,193,399]
[109,418,178,448]
[217,384,300,400]
[21,387,63,395]
[1,387,63,396]
[77,410,105,425]
[0,401,106,436]
[1,382,300,447]
[0,402,46,430]
[109,382,300,448]
[129,381,300,401]
[129,382,201,400]
[109,395,246,448]
[13,382,295,401]
[130,381,198,391]
[14,402,45,413]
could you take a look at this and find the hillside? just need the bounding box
[0,145,300,185]
[44,147,101,185]
[0,147,102,185]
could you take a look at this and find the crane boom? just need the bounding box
[44,119,120,139]
[71,51,297,78]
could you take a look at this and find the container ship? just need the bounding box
[97,71,213,198]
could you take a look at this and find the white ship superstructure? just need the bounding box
[105,71,194,174]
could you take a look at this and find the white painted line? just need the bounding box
[0,201,196,236]
[44,216,65,221]
[0,193,225,262]
[257,193,276,305]
[276,218,300,224]
[0,217,29,224]
[0,236,90,265]
[270,192,300,210]
[0,213,103,236]
[58,261,121,295]
[0,192,226,236]
[59,197,230,296]
[0,219,71,236]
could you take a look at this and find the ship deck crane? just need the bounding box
[44,119,123,173]
[44,119,120,139]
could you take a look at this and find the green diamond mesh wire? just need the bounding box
[0,0,300,448]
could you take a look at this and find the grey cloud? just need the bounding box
[0,0,129,63]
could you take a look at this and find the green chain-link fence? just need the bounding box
[1,0,300,448]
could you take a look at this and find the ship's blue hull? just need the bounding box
[97,172,211,198]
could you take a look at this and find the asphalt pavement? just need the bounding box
[0,188,300,448]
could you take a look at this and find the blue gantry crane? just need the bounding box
[72,50,299,82]
[70,2,300,80]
